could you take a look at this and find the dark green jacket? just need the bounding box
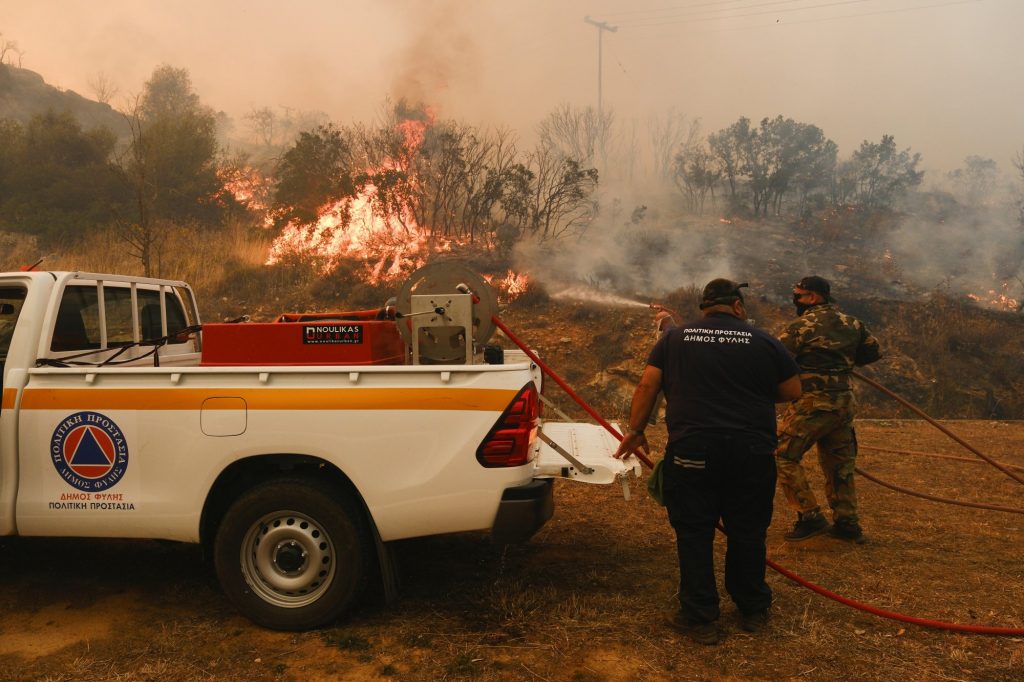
[778,303,880,393]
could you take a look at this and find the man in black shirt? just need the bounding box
[616,279,801,645]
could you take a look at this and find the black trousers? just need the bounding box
[663,433,777,624]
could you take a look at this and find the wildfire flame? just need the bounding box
[266,114,435,283]
[965,282,1020,312]
[486,269,530,303]
[219,166,274,226]
[221,108,531,292]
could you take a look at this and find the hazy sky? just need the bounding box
[3,0,1022,173]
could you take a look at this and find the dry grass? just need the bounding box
[1,222,270,297]
[0,232,43,271]
[34,222,271,295]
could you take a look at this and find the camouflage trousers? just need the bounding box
[775,392,858,524]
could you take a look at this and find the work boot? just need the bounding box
[740,609,770,633]
[664,611,721,646]
[830,519,867,544]
[784,511,829,541]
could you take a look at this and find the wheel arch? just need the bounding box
[199,453,369,558]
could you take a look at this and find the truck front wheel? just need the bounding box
[214,477,368,630]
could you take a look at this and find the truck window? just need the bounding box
[103,287,136,346]
[103,288,189,345]
[51,286,101,351]
[137,289,189,343]
[51,284,191,352]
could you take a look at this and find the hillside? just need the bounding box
[0,63,126,134]
[495,295,1023,423]
[186,238,1023,421]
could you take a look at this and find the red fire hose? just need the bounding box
[849,374,1024,511]
[852,371,1024,486]
[855,466,1024,515]
[710,518,1024,635]
[861,445,1024,472]
[764,557,1024,635]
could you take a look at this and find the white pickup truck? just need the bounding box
[0,266,638,630]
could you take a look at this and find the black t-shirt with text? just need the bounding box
[647,313,799,448]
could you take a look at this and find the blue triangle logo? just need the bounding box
[70,428,110,465]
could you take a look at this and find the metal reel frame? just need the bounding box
[396,262,499,363]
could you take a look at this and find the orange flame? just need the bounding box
[218,166,275,228]
[219,167,271,212]
[484,269,530,303]
[266,114,435,283]
[965,283,1020,311]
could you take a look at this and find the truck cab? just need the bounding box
[2,272,202,532]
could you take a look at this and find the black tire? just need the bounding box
[213,477,369,631]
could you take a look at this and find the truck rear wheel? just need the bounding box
[214,477,368,630]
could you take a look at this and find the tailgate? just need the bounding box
[534,421,642,486]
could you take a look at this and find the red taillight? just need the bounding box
[476,382,539,468]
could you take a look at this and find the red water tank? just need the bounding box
[201,309,406,366]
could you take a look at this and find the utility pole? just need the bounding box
[583,16,617,120]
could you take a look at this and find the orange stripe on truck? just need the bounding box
[2,388,15,410]
[18,387,517,412]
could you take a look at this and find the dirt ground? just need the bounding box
[1,420,1023,682]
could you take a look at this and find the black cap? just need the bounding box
[700,279,748,309]
[794,276,832,301]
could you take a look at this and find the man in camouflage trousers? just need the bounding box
[775,276,881,542]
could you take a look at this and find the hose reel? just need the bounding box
[396,262,499,364]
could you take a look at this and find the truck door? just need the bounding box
[1,283,29,534]
[16,277,199,539]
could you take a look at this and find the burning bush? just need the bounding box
[258,100,600,289]
[502,273,548,309]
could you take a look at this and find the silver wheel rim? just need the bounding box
[240,510,337,608]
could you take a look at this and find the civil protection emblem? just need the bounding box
[50,411,129,492]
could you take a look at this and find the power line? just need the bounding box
[602,0,826,23]
[737,0,987,29]
[483,0,989,75]
[615,0,882,28]
[600,0,811,18]
[612,0,986,29]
